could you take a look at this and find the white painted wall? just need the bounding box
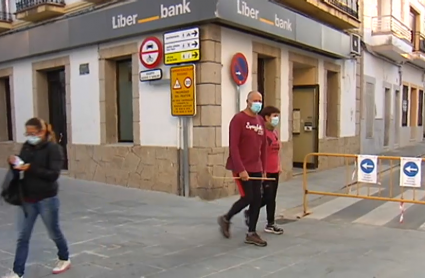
[339,59,357,137]
[135,35,182,148]
[363,52,400,119]
[69,46,100,145]
[220,27,357,146]
[12,60,33,143]
[221,29,253,147]
[1,47,101,144]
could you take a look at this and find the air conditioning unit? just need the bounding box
[350,33,361,56]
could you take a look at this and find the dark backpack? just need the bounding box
[1,169,23,206]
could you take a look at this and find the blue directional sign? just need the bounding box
[360,158,375,174]
[403,161,419,177]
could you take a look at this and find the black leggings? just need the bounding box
[261,172,279,225]
[225,172,262,232]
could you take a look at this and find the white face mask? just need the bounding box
[27,136,41,145]
[271,116,279,127]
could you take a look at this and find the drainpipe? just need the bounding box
[359,0,364,153]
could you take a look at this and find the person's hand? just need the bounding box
[14,164,30,171]
[239,170,249,181]
[8,155,15,164]
[262,173,267,179]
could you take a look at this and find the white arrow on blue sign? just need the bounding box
[400,157,422,188]
[403,161,419,177]
[357,155,378,184]
[360,158,375,174]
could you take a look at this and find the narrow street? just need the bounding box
[1,162,425,277]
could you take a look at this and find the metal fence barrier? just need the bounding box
[302,153,425,217]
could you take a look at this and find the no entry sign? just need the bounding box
[230,53,249,86]
[140,37,162,69]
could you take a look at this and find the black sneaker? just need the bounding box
[245,232,267,247]
[264,224,284,235]
[244,209,249,227]
[217,216,231,238]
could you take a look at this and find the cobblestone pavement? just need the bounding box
[0,168,425,277]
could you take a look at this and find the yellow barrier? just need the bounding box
[302,153,425,216]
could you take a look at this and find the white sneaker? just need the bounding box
[1,272,22,278]
[52,260,71,274]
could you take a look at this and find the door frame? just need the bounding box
[292,84,320,169]
[46,68,68,170]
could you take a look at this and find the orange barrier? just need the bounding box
[302,153,425,216]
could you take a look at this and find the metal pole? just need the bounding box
[236,85,240,111]
[178,117,184,196]
[182,117,190,197]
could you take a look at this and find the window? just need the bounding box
[402,85,409,127]
[116,59,133,142]
[0,77,13,141]
[365,82,375,138]
[326,71,339,137]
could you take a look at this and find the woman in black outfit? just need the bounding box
[2,118,70,278]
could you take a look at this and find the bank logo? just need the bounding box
[111,0,191,29]
[275,15,292,31]
[161,0,191,18]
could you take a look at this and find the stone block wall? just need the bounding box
[189,24,237,200]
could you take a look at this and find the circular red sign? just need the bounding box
[230,53,249,86]
[139,37,163,69]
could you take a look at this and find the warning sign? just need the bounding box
[173,79,181,89]
[170,64,196,116]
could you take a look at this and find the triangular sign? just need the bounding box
[173,79,181,89]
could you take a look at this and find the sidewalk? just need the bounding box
[208,141,425,218]
[0,144,425,277]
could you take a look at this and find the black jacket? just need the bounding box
[14,140,63,200]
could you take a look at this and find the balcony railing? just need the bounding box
[372,15,412,43]
[0,11,12,22]
[322,0,359,19]
[15,0,65,13]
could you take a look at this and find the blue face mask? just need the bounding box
[27,136,41,145]
[271,116,279,127]
[250,102,262,114]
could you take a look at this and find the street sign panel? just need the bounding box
[230,53,249,85]
[139,69,162,82]
[400,157,421,187]
[357,155,378,183]
[170,64,196,116]
[140,37,162,69]
[164,27,200,65]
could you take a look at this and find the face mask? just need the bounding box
[250,102,262,114]
[27,136,41,145]
[271,116,279,127]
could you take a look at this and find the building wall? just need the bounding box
[221,27,359,176]
[361,0,425,154]
[0,23,360,199]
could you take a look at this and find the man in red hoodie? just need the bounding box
[217,91,267,247]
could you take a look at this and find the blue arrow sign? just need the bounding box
[360,158,375,174]
[403,161,419,177]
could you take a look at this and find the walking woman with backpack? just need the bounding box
[1,118,70,278]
